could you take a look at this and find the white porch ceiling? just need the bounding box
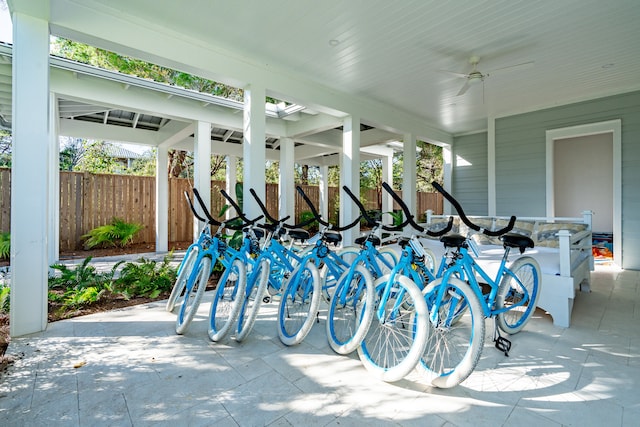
[3,1,640,148]
[37,0,640,136]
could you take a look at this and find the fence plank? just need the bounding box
[0,168,442,250]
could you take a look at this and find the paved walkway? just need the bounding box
[1,262,638,426]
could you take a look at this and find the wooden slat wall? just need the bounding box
[0,169,443,250]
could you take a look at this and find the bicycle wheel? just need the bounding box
[277,260,321,346]
[496,256,541,334]
[235,258,270,342]
[374,247,398,278]
[326,264,375,355]
[357,274,429,382]
[166,246,199,312]
[417,277,485,389]
[208,258,247,342]
[175,256,211,335]
[320,246,359,302]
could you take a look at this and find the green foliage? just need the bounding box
[51,37,244,101]
[75,140,118,174]
[225,182,245,250]
[48,257,122,309]
[48,255,177,311]
[81,218,144,249]
[0,232,9,259]
[0,283,10,313]
[299,211,319,232]
[383,210,404,227]
[114,254,176,299]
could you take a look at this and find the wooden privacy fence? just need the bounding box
[0,169,443,251]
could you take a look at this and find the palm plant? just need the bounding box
[81,218,144,249]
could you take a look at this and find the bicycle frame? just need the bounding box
[433,244,532,320]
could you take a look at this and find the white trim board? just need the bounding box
[545,119,622,267]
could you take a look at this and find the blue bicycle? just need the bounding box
[171,188,247,336]
[417,182,541,388]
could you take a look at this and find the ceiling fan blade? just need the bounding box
[456,81,471,96]
[486,61,534,76]
[439,70,468,79]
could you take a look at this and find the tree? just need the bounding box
[59,137,85,171]
[0,130,11,168]
[75,141,117,173]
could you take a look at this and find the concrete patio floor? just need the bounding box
[1,261,638,426]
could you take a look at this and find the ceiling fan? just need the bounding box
[442,55,534,97]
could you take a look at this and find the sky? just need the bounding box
[0,1,11,43]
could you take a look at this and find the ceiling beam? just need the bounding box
[58,118,158,144]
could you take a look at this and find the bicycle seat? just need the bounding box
[440,233,467,248]
[324,231,342,244]
[287,228,310,241]
[355,235,381,246]
[500,233,534,254]
[253,228,265,240]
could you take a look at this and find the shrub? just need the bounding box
[48,257,122,309]
[299,211,319,232]
[0,283,9,314]
[114,254,176,299]
[81,217,144,249]
[0,232,9,259]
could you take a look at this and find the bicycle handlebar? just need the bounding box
[295,186,330,227]
[248,188,313,229]
[295,186,362,232]
[218,189,264,229]
[184,191,208,224]
[381,182,453,237]
[431,181,515,236]
[192,188,250,231]
[341,186,378,228]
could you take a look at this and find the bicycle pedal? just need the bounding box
[494,336,511,357]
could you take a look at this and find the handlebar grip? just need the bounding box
[431,181,480,232]
[249,188,279,223]
[342,186,377,227]
[332,214,364,232]
[484,215,516,236]
[192,188,222,225]
[296,186,320,218]
[295,186,331,227]
[184,191,208,224]
[432,181,515,236]
[219,189,251,222]
[380,182,426,232]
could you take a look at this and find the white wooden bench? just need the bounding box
[382,211,594,328]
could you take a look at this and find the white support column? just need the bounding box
[193,121,211,238]
[225,155,237,219]
[442,145,453,215]
[243,84,266,219]
[340,115,360,245]
[155,146,169,252]
[48,94,60,265]
[402,133,417,219]
[278,137,295,219]
[319,165,329,220]
[10,13,50,336]
[487,116,496,216]
[381,153,393,226]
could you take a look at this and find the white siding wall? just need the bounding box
[452,132,488,215]
[470,90,640,270]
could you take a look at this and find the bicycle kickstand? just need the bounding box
[493,319,511,357]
